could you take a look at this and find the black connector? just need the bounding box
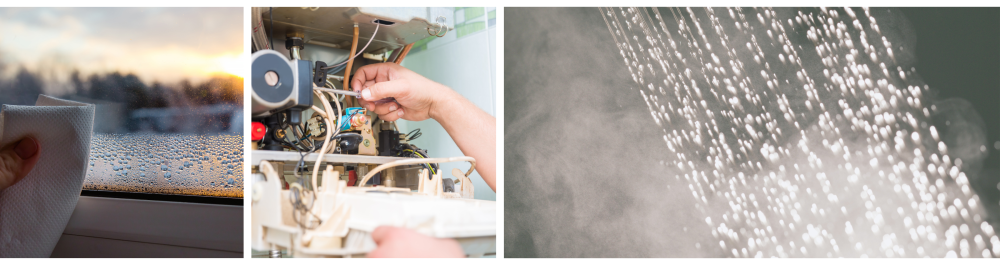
[260,115,284,151]
[313,61,328,88]
[286,108,302,125]
[378,130,400,156]
[333,133,363,154]
[285,37,305,50]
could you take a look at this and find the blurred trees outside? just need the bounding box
[0,59,243,133]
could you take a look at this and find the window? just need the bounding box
[0,7,244,199]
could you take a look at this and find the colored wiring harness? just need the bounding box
[400,149,436,175]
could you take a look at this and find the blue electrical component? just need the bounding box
[339,107,365,131]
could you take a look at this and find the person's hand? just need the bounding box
[0,137,40,191]
[351,63,458,122]
[352,62,497,192]
[367,226,465,258]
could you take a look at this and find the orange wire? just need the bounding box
[394,43,414,64]
[343,25,360,92]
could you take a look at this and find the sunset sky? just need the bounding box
[0,7,243,93]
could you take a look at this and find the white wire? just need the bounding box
[310,90,337,192]
[327,91,343,138]
[326,23,379,69]
[357,156,477,187]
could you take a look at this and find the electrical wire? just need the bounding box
[279,90,341,233]
[293,124,314,151]
[357,156,476,187]
[290,124,306,148]
[274,124,307,153]
[309,90,342,192]
[310,91,335,190]
[325,58,349,75]
[405,128,422,141]
[321,23,379,70]
[263,152,322,231]
[401,149,436,175]
[321,54,351,75]
[269,83,349,233]
[289,181,322,230]
[326,92,344,137]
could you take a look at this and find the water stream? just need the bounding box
[601,7,998,258]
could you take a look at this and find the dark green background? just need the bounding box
[899,7,999,225]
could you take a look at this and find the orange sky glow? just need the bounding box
[0,7,243,94]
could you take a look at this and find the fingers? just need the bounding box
[370,101,404,121]
[0,137,40,190]
[379,108,403,122]
[370,101,395,115]
[367,226,399,258]
[361,79,410,102]
[357,80,377,107]
[370,225,401,245]
[350,63,395,93]
[361,94,403,121]
[368,225,466,258]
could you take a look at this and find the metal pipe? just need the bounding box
[306,39,341,49]
[394,43,414,64]
[386,46,403,63]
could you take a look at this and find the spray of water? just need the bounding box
[601,7,997,258]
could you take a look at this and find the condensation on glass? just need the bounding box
[84,133,243,198]
[601,7,998,258]
[77,80,245,198]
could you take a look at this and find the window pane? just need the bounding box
[0,7,245,198]
[85,133,244,198]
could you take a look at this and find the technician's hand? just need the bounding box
[351,63,459,122]
[368,226,464,258]
[0,137,40,191]
[353,63,497,192]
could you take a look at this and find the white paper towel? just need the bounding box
[0,95,95,258]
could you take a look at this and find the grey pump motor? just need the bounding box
[250,49,313,116]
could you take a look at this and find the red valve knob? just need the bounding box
[251,121,266,141]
